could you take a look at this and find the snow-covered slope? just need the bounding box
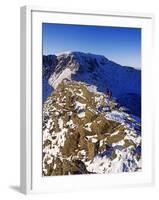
[43,51,141,116]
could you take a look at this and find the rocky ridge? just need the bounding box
[42,80,141,176]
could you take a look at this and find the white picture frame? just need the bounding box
[20,5,154,194]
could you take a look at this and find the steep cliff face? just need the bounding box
[42,55,57,101]
[42,81,141,176]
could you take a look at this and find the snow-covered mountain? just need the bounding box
[42,52,141,176]
[43,51,141,117]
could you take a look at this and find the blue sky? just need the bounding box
[43,23,141,69]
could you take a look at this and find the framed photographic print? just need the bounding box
[20,6,154,194]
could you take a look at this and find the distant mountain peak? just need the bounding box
[55,51,74,56]
[55,51,108,61]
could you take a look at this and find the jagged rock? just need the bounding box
[62,131,80,157]
[87,140,99,160]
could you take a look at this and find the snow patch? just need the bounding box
[77,112,86,118]
[49,68,76,89]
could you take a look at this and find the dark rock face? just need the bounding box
[42,55,57,101]
[43,55,57,78]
